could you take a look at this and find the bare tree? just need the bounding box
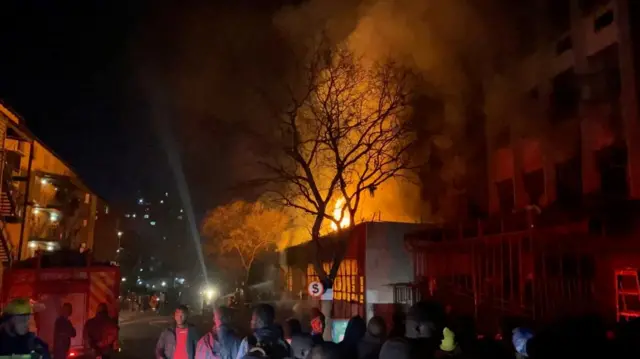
[256,40,415,286]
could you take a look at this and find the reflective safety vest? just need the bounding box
[0,353,41,359]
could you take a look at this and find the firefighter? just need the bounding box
[0,298,51,359]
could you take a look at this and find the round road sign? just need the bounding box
[307,281,324,297]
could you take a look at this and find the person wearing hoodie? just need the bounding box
[156,305,199,359]
[357,316,386,359]
[339,316,366,359]
[196,306,242,359]
[235,304,290,359]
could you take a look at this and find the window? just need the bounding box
[84,193,91,204]
[550,69,580,123]
[494,126,510,149]
[496,179,515,213]
[597,145,628,198]
[594,9,614,32]
[83,219,88,227]
[307,260,364,319]
[556,157,582,206]
[523,169,545,205]
[105,206,109,214]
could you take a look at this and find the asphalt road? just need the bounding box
[116,311,211,359]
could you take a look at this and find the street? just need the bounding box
[117,311,211,359]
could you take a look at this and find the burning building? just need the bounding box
[283,221,424,341]
[405,0,640,333]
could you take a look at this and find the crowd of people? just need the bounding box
[156,301,640,359]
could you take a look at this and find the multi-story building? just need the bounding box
[405,0,640,330]
[0,103,114,268]
[484,0,640,215]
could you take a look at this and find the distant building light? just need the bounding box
[122,277,127,282]
[144,214,149,219]
[138,198,144,204]
[40,178,48,185]
[132,213,137,218]
[177,215,183,220]
[150,221,156,226]
[117,231,123,238]
[160,200,164,204]
[125,214,130,218]
[163,236,167,240]
[50,213,59,222]
[180,209,184,213]
[140,268,143,272]
[28,242,37,249]
[105,206,109,214]
[161,281,167,287]
[165,192,169,197]
[46,244,55,252]
[33,208,40,214]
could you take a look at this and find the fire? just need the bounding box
[330,197,350,231]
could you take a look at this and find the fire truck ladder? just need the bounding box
[615,268,640,321]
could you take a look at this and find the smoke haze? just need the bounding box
[133,0,545,226]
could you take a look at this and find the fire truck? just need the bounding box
[405,202,640,334]
[2,250,121,358]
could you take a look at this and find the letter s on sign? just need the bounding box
[308,281,324,297]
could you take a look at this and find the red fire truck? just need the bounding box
[2,250,121,358]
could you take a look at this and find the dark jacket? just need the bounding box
[357,333,384,359]
[53,316,76,359]
[156,325,199,359]
[0,330,51,359]
[84,314,118,356]
[237,326,290,359]
[339,317,366,359]
[195,325,242,359]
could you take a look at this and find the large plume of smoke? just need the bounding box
[134,0,552,233]
[274,0,546,223]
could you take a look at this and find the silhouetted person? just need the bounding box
[236,304,290,359]
[284,318,303,344]
[54,303,76,359]
[339,316,366,359]
[379,338,411,359]
[196,306,241,359]
[309,342,341,359]
[84,303,118,359]
[358,316,386,359]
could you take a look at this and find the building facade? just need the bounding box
[405,0,640,331]
[0,103,111,267]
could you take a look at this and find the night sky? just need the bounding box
[0,1,168,203]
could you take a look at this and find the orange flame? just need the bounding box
[330,197,350,231]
